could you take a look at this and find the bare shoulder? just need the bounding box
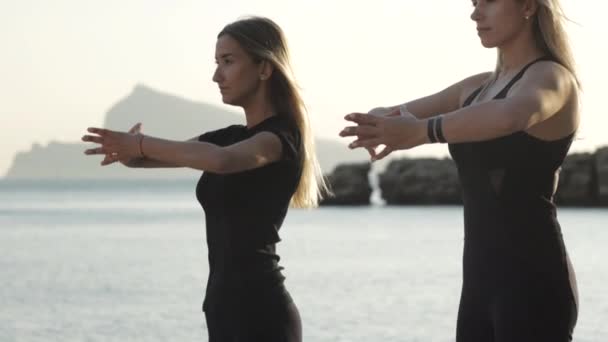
[463,71,494,86]
[457,71,493,105]
[516,60,577,93]
[513,61,580,138]
[460,71,493,90]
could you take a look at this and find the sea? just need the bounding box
[0,179,606,342]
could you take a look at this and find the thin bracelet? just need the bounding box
[138,135,146,157]
[427,118,438,143]
[434,115,447,143]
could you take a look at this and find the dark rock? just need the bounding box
[555,153,597,206]
[379,158,461,204]
[321,163,372,205]
[596,147,608,206]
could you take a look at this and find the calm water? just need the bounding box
[0,180,606,341]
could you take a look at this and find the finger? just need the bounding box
[101,154,119,166]
[87,127,111,136]
[128,122,142,134]
[101,155,113,165]
[84,147,107,155]
[348,138,383,149]
[398,106,417,119]
[339,125,377,138]
[387,108,401,117]
[344,113,379,126]
[366,147,377,159]
[81,135,104,144]
[373,146,393,161]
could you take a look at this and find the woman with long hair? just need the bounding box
[341,1,579,340]
[83,16,326,342]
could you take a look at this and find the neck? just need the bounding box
[241,89,276,128]
[497,23,545,74]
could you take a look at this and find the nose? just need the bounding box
[212,66,222,83]
[470,5,481,22]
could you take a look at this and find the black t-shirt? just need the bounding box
[195,114,302,312]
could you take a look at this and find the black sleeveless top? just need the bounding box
[195,114,302,312]
[448,57,575,274]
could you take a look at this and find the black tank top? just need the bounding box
[448,57,575,272]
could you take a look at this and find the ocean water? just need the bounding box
[0,180,606,342]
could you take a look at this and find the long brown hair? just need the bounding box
[219,16,328,208]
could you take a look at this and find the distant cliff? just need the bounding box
[5,85,367,179]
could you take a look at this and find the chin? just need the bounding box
[220,94,234,105]
[479,38,499,49]
[220,95,243,107]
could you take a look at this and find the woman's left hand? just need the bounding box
[339,108,427,161]
[82,127,142,164]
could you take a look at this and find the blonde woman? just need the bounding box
[340,0,579,340]
[82,16,326,342]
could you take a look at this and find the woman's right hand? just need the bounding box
[340,109,427,161]
[364,107,402,159]
[101,123,144,167]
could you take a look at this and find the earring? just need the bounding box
[525,15,530,20]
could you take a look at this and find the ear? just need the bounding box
[259,60,274,81]
[522,0,538,19]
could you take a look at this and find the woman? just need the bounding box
[82,16,327,342]
[340,0,579,340]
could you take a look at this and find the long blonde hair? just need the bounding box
[494,0,579,87]
[219,16,329,208]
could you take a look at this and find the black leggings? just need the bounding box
[205,301,302,342]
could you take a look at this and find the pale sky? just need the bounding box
[1,0,606,177]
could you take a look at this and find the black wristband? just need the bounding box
[434,115,447,143]
[427,118,438,143]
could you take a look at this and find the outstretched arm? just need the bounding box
[119,135,206,168]
[341,62,577,160]
[369,72,492,119]
[85,123,199,168]
[439,63,577,143]
[83,128,284,174]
